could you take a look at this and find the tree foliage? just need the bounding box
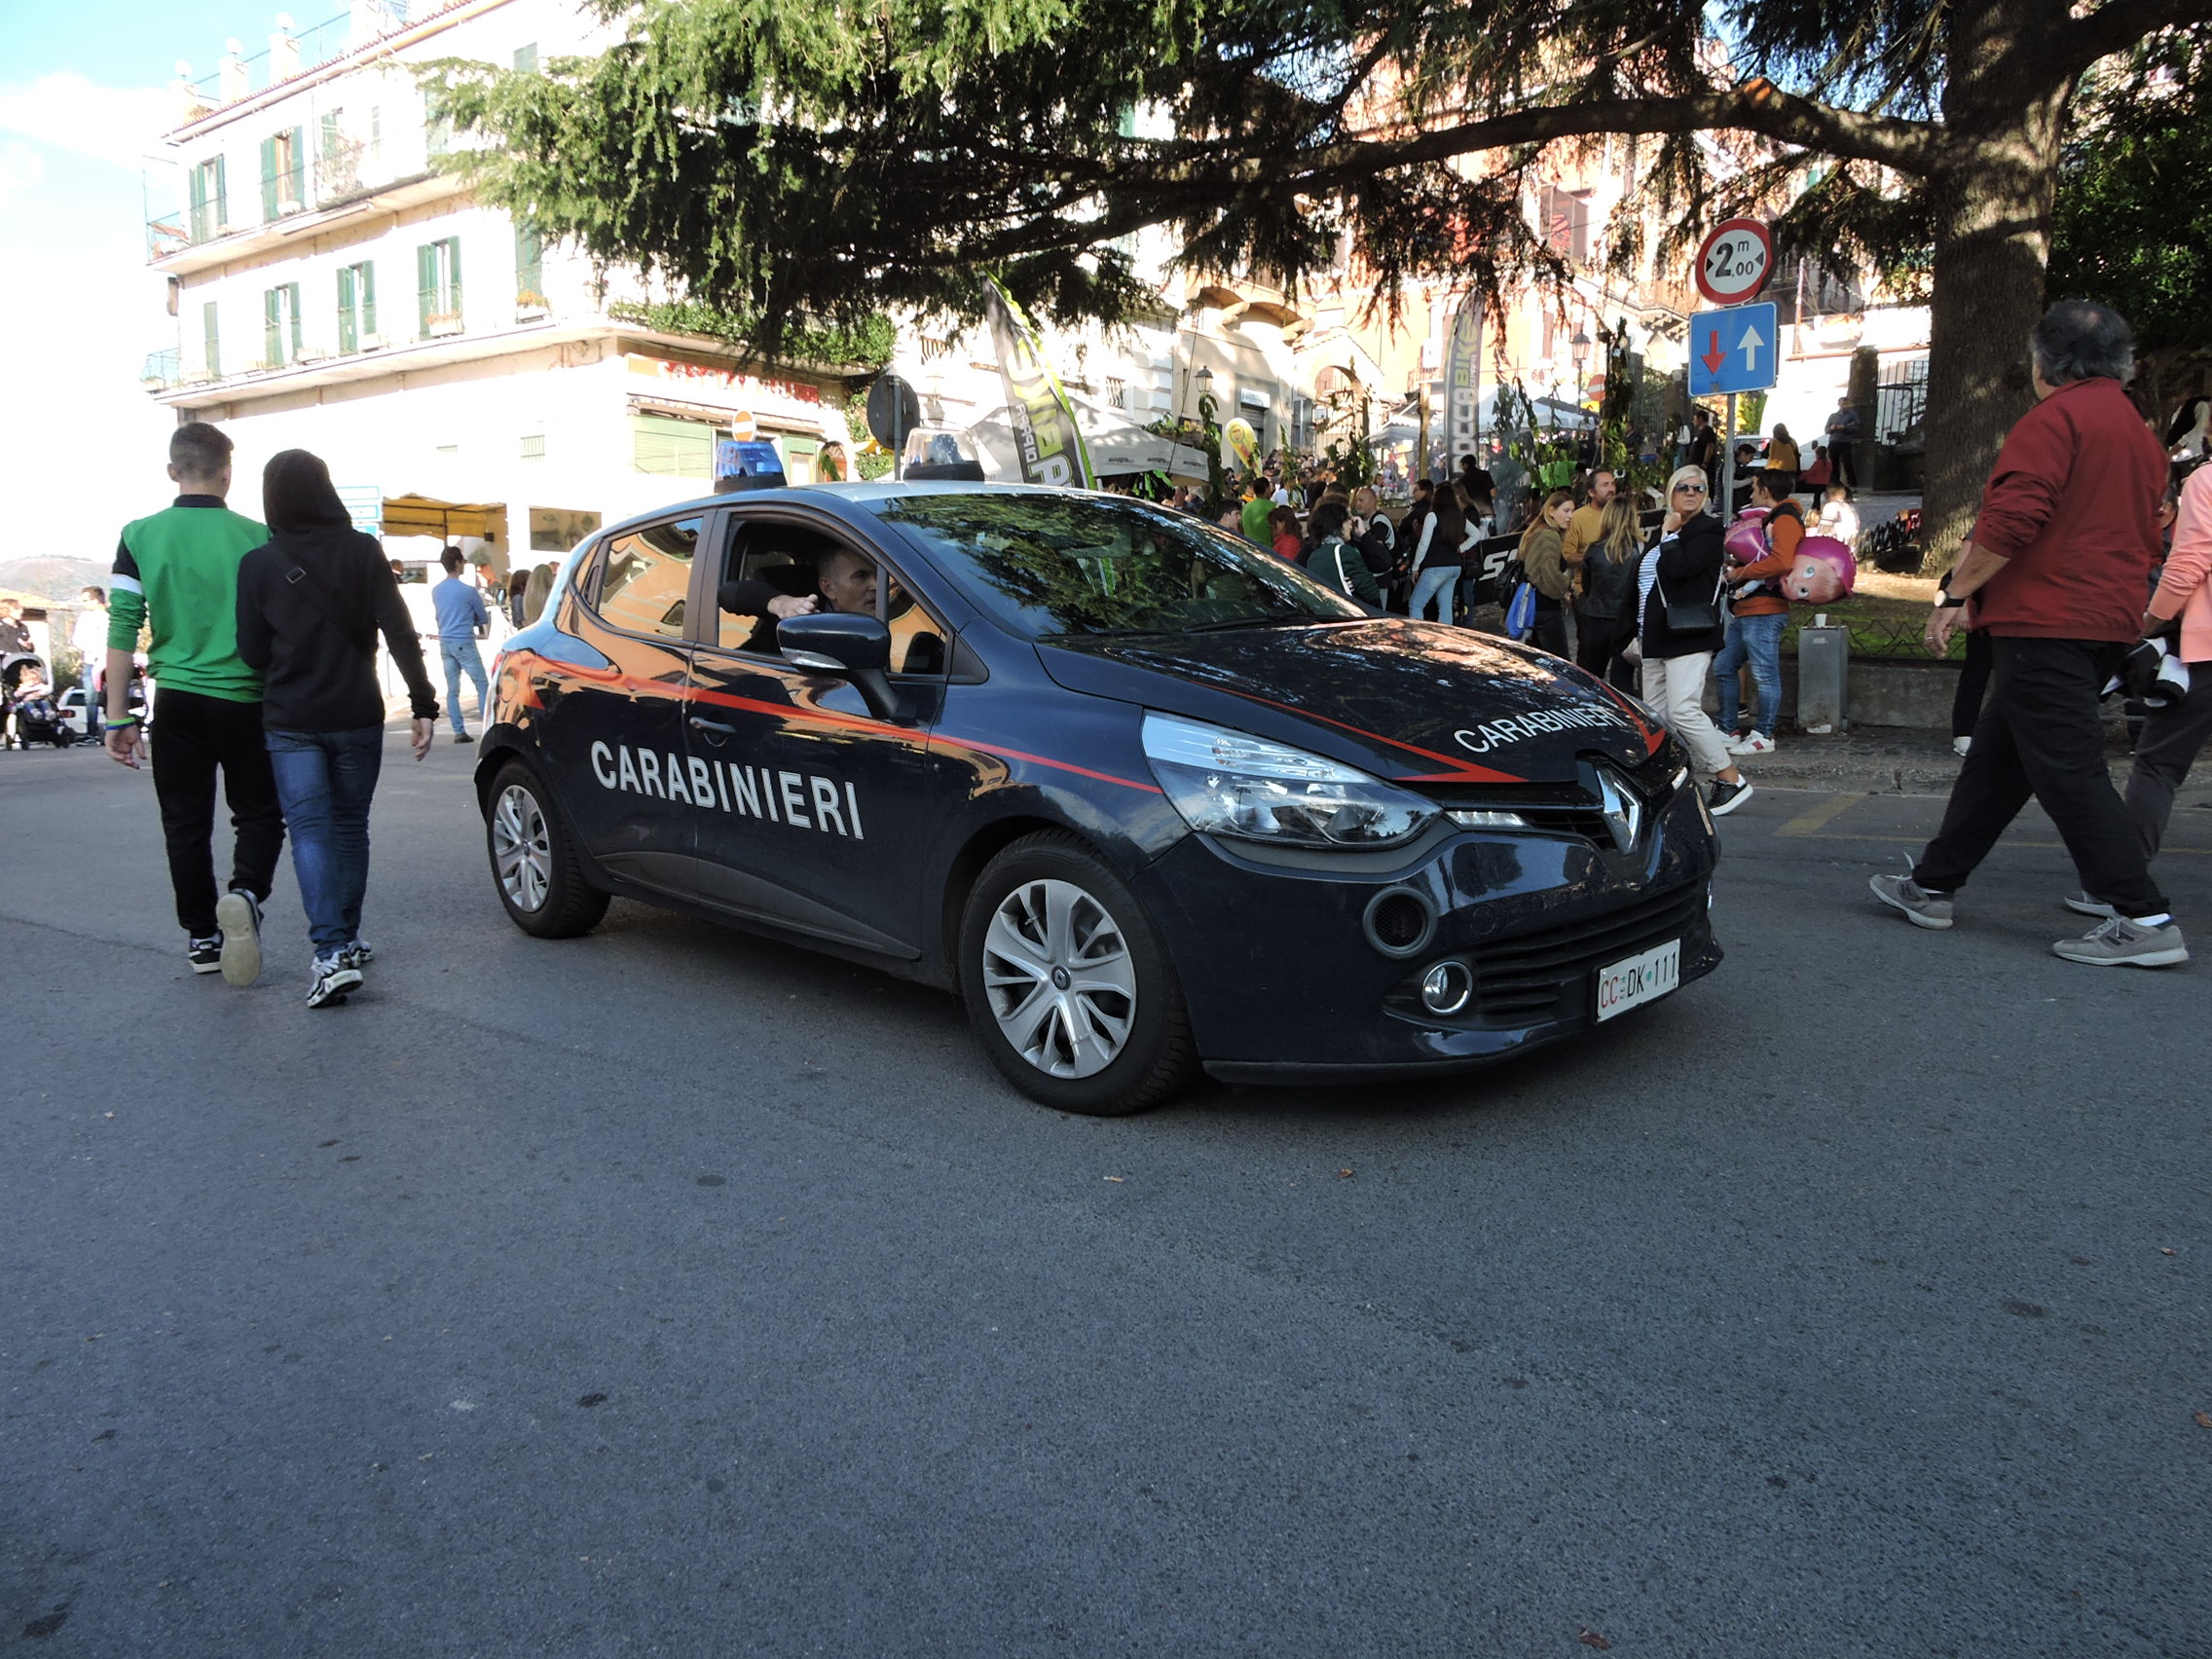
[432,0,2182,349]
[2047,23,2212,423]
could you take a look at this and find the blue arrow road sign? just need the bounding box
[1687,302,1778,397]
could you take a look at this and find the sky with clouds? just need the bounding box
[0,1,265,561]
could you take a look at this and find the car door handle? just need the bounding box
[688,715,737,736]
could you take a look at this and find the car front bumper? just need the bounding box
[1131,787,1721,1080]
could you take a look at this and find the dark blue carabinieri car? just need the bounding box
[476,482,1721,1114]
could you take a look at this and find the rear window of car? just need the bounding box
[863,493,1364,640]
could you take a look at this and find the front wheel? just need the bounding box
[486,759,609,939]
[958,831,1198,1115]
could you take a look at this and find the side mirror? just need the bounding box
[778,611,911,723]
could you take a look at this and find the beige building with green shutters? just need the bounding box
[141,0,861,578]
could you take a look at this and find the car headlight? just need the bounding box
[1141,712,1438,849]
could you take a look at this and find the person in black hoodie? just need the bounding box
[236,450,439,1008]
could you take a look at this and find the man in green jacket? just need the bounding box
[105,422,284,984]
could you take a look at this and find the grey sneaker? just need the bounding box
[1869,866,1954,930]
[307,957,364,1009]
[2051,915,2189,969]
[214,890,263,986]
[2064,892,2117,919]
[336,940,375,972]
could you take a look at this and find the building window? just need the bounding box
[203,300,221,380]
[1539,185,1591,264]
[260,127,306,221]
[513,42,539,72]
[338,261,377,352]
[520,434,546,460]
[188,156,227,242]
[515,224,544,311]
[418,237,462,337]
[263,282,303,367]
[632,413,716,479]
[1105,378,1126,410]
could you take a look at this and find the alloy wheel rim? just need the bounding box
[981,877,1138,1079]
[492,784,553,911]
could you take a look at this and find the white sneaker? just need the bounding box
[1952,736,1972,757]
[1735,731,1775,754]
[214,890,263,987]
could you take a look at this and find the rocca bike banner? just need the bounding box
[1439,293,1484,468]
[982,278,1096,489]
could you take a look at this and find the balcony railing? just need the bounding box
[141,349,182,389]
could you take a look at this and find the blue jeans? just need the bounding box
[1409,564,1458,622]
[1714,610,1788,736]
[441,639,489,733]
[266,726,384,958]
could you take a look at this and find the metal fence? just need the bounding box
[1875,356,1929,448]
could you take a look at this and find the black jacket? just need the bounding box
[235,451,438,731]
[1637,512,1728,660]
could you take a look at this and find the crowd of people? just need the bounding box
[37,300,2205,1008]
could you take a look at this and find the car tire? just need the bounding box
[959,830,1198,1115]
[486,759,609,939]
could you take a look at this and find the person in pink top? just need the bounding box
[2122,461,2212,860]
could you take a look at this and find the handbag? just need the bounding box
[1656,555,1726,636]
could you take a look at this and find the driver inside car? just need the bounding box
[719,547,879,654]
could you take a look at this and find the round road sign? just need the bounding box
[1694,218,1774,306]
[866,375,921,450]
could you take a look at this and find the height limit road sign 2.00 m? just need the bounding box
[1693,217,1773,306]
[1688,303,1779,397]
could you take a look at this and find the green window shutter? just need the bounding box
[188,163,208,240]
[360,261,376,336]
[260,134,279,221]
[203,300,220,379]
[286,127,305,205]
[632,414,715,479]
[515,224,542,301]
[265,287,282,365]
[512,43,537,72]
[445,237,461,322]
[338,265,356,354]
[287,283,303,355]
[211,156,227,230]
[418,242,436,336]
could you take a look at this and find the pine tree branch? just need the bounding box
[2062,0,2210,74]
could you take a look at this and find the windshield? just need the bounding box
[863,493,1366,639]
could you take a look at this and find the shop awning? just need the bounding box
[382,495,504,538]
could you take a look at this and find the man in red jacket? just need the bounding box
[1871,301,2186,967]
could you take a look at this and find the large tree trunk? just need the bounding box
[1916,0,2076,574]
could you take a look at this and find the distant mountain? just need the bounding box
[0,556,107,602]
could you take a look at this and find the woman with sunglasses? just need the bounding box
[1636,465,1753,815]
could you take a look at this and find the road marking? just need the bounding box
[1775,793,1866,837]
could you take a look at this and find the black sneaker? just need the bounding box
[186,935,224,974]
[307,957,364,1009]
[453,731,471,744]
[214,889,263,987]
[1706,776,1753,817]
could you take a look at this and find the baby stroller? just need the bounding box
[3,654,75,749]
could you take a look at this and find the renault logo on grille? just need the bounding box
[1596,766,1644,854]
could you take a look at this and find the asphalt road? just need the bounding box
[4,734,2208,1657]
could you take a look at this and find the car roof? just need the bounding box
[596,481,1144,542]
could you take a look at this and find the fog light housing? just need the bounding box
[1419,960,1475,1015]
